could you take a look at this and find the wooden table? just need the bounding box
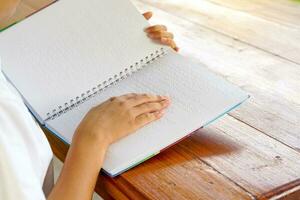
[2,0,300,199]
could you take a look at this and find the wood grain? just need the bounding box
[0,0,56,30]
[3,0,300,199]
[205,0,300,29]
[258,179,300,200]
[0,1,33,30]
[133,0,300,152]
[43,128,254,200]
[22,0,56,10]
[44,115,300,199]
[177,117,300,197]
[139,0,300,64]
[117,147,254,200]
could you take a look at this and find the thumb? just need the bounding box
[142,11,153,20]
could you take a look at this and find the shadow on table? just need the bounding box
[178,127,242,158]
[122,127,242,175]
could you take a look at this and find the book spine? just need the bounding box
[45,47,168,121]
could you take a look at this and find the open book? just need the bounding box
[0,0,249,176]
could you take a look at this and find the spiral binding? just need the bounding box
[45,47,167,121]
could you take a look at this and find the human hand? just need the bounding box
[53,93,170,200]
[143,11,179,52]
[74,93,170,147]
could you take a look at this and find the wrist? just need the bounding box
[73,128,111,150]
[68,130,110,171]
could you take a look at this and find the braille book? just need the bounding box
[0,0,249,176]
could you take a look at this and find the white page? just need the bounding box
[0,0,163,121]
[47,51,249,176]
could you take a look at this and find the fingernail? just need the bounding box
[162,100,169,106]
[161,95,169,100]
[159,110,165,115]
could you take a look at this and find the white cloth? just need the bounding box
[0,61,53,199]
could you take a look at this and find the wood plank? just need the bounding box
[133,0,300,151]
[22,0,56,10]
[46,120,300,199]
[106,116,300,199]
[259,179,300,200]
[0,1,34,30]
[47,112,297,198]
[3,1,253,199]
[117,144,255,200]
[176,117,300,198]
[0,0,56,31]
[6,0,300,199]
[139,0,300,64]
[43,128,254,200]
[206,0,300,29]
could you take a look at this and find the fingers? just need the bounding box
[101,93,170,131]
[143,12,179,51]
[145,25,167,33]
[107,93,168,105]
[117,93,137,101]
[143,11,153,20]
[145,25,179,52]
[161,38,179,51]
[135,110,165,127]
[147,31,174,40]
[127,94,169,107]
[104,93,169,108]
[132,94,170,128]
[132,99,170,116]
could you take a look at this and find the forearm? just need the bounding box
[47,93,169,199]
[48,132,108,200]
